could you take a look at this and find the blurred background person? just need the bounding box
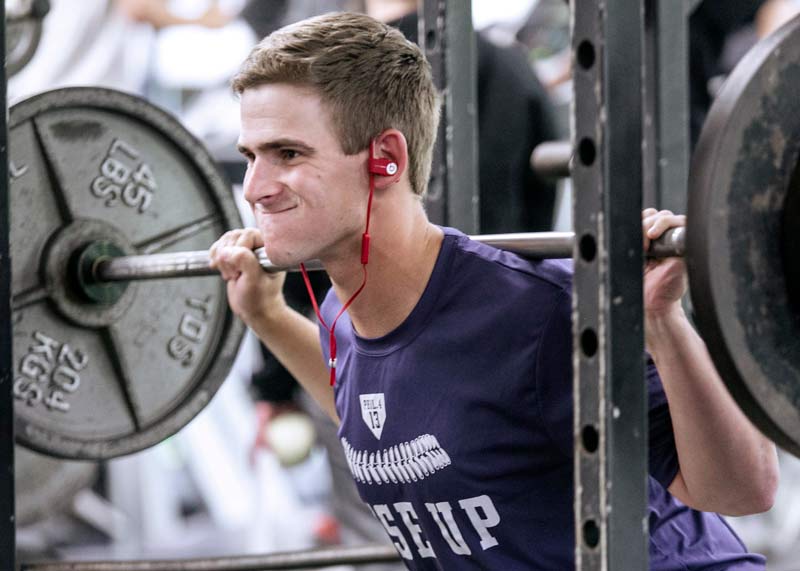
[8,0,155,101]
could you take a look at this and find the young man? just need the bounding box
[209,12,779,570]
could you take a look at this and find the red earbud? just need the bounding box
[368,157,398,176]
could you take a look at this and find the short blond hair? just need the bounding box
[231,12,441,196]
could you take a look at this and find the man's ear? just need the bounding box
[369,129,408,188]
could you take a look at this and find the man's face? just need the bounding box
[237,83,368,267]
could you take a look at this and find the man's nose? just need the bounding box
[243,158,280,204]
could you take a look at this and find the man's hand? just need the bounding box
[210,229,338,423]
[642,208,688,319]
[209,228,287,328]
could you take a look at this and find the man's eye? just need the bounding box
[281,149,299,160]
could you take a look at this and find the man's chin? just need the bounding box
[258,228,324,268]
[261,245,307,269]
[262,251,294,269]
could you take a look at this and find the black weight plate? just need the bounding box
[10,87,244,459]
[687,15,800,456]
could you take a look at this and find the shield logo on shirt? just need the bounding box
[360,393,386,440]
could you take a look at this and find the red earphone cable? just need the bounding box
[299,141,378,386]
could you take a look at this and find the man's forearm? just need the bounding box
[248,305,337,423]
[647,307,778,515]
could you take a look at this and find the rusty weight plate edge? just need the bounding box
[687,15,800,456]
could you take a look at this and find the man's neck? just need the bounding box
[323,197,443,339]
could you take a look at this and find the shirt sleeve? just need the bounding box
[535,289,679,487]
[646,359,679,488]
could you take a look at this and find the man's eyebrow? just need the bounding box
[236,139,316,155]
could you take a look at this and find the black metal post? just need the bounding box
[643,0,690,212]
[572,1,648,569]
[1,1,17,568]
[418,0,479,233]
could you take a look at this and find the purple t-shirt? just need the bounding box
[320,227,764,570]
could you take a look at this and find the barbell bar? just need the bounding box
[88,228,686,284]
[20,544,402,571]
[530,140,572,179]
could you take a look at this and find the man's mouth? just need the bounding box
[254,202,296,215]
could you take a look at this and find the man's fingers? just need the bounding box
[647,213,686,239]
[209,230,241,265]
[641,209,685,252]
[215,248,241,281]
[209,229,262,269]
[212,245,261,281]
[228,246,263,273]
[642,209,673,228]
[234,228,264,250]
